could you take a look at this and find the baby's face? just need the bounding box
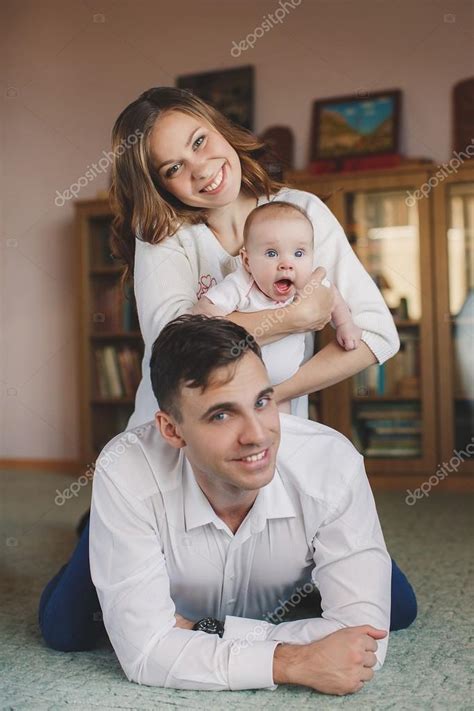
[242,213,314,302]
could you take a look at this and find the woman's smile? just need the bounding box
[199,163,227,194]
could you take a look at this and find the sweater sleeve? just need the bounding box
[276,189,400,364]
[133,236,198,353]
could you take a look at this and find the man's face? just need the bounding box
[170,352,281,494]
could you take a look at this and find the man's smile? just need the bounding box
[232,447,273,470]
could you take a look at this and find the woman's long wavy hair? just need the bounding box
[109,87,286,286]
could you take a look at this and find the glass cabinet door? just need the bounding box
[345,190,424,461]
[446,182,474,455]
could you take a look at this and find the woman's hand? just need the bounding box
[288,267,335,333]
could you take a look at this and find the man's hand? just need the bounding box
[273,625,387,695]
[289,267,335,333]
[174,613,194,630]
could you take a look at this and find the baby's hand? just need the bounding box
[336,322,363,351]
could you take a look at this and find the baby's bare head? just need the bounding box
[243,201,314,251]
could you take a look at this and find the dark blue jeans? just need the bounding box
[38,518,417,652]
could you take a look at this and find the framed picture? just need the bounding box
[310,90,401,162]
[177,65,254,130]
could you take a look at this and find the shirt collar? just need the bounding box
[183,458,296,534]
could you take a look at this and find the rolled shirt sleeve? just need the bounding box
[89,466,280,690]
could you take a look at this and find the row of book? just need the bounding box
[353,402,422,458]
[93,345,142,399]
[91,281,140,333]
[352,332,420,397]
[90,224,115,267]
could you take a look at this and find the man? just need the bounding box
[90,315,391,694]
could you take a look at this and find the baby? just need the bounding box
[193,201,362,412]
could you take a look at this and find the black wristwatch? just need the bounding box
[192,616,225,638]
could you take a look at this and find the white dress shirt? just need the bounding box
[90,414,391,691]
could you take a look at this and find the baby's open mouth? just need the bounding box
[274,279,293,294]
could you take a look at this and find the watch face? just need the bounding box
[194,617,224,637]
[200,618,219,634]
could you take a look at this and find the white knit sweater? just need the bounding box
[127,187,400,428]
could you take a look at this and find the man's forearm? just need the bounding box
[274,339,377,402]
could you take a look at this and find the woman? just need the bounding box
[38,87,416,652]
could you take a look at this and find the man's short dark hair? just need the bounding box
[150,315,263,421]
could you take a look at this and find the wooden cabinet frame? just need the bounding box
[432,163,474,481]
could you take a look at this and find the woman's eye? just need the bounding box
[266,250,278,258]
[255,396,271,409]
[295,249,304,257]
[193,135,205,149]
[166,164,180,178]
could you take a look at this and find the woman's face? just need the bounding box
[149,110,242,208]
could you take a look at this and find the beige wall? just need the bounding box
[2,0,473,461]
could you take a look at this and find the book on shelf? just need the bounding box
[354,401,422,458]
[90,224,115,268]
[93,345,142,399]
[356,402,421,419]
[364,445,422,458]
[91,280,139,333]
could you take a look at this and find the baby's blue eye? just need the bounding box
[295,249,304,257]
[266,249,278,258]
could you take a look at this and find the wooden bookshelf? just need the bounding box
[288,163,473,489]
[76,198,144,465]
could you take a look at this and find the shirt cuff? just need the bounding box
[224,616,280,690]
[228,638,281,690]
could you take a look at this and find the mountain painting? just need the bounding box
[314,91,400,159]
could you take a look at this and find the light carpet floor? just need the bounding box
[1,468,473,710]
